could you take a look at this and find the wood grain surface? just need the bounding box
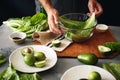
[34,29,118,59]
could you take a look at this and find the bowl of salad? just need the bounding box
[60,13,97,42]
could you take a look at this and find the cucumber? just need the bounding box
[52,40,61,47]
[98,45,112,56]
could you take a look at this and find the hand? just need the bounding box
[87,0,103,17]
[47,8,62,34]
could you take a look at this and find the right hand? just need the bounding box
[47,8,62,34]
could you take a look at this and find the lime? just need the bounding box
[34,60,46,68]
[34,52,46,61]
[24,54,35,66]
[88,71,101,80]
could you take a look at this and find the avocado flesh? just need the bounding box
[98,45,112,56]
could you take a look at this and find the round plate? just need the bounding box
[9,45,57,73]
[61,65,115,80]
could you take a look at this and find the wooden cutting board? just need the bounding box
[34,29,119,59]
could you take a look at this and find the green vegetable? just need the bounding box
[104,42,120,52]
[98,45,112,56]
[60,16,85,29]
[3,13,49,38]
[102,62,120,80]
[77,53,98,65]
[0,53,6,66]
[30,13,47,25]
[0,64,42,80]
[60,13,96,42]
[52,40,61,47]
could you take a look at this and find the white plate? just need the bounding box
[9,45,57,73]
[61,65,116,80]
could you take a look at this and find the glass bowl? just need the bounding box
[60,13,97,42]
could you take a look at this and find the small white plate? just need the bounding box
[9,45,57,73]
[61,65,116,80]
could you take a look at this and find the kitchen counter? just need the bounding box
[0,24,120,80]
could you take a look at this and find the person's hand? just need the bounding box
[47,8,62,34]
[87,0,103,17]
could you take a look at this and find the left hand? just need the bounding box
[87,0,103,17]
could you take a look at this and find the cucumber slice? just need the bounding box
[52,40,61,47]
[98,45,112,56]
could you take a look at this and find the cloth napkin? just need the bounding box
[32,31,72,52]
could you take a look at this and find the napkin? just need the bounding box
[32,31,72,52]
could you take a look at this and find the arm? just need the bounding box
[38,0,62,34]
[87,0,103,17]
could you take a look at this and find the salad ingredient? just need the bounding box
[98,45,112,56]
[34,60,46,68]
[104,42,120,52]
[102,62,120,80]
[24,54,35,66]
[3,13,48,38]
[0,53,6,66]
[60,13,96,42]
[51,40,61,47]
[88,71,101,80]
[34,52,46,61]
[77,53,98,65]
[0,64,42,80]
[21,47,34,56]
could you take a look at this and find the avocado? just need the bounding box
[98,45,112,56]
[77,53,98,65]
[51,40,61,47]
[21,47,34,56]
[34,60,46,68]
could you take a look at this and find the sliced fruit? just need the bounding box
[34,60,46,68]
[77,53,98,65]
[34,52,46,61]
[88,71,101,80]
[21,47,34,56]
[52,40,61,47]
[98,45,112,56]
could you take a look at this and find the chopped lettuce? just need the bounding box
[61,13,96,42]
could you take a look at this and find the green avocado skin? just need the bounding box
[77,53,98,65]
